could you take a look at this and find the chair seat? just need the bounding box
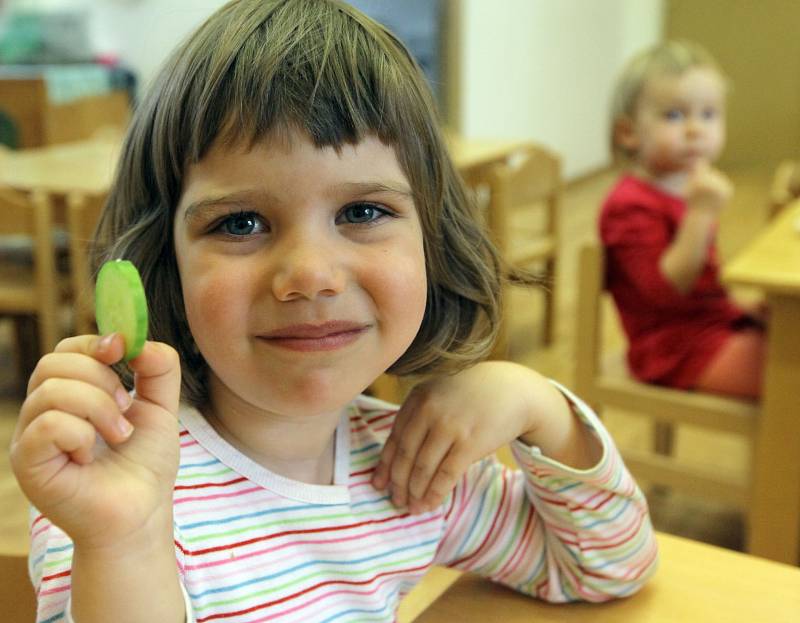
[597,349,758,436]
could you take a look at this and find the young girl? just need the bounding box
[11,2,657,621]
[601,40,767,400]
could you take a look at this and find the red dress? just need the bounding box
[599,175,747,389]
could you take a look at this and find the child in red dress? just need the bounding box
[600,41,766,400]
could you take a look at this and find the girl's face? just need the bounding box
[619,67,726,176]
[174,131,427,418]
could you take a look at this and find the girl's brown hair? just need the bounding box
[91,0,504,406]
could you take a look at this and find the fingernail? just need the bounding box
[99,333,115,351]
[115,388,133,412]
[116,417,134,439]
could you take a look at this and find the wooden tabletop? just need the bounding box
[413,532,800,623]
[0,136,122,195]
[723,200,800,294]
[445,133,528,173]
[0,133,525,196]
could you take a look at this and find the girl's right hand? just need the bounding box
[9,334,182,551]
[686,160,733,216]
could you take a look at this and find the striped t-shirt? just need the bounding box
[29,384,658,622]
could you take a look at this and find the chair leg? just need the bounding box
[542,289,555,346]
[653,421,675,456]
[542,259,556,346]
[13,316,39,396]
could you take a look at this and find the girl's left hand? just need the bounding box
[371,361,565,514]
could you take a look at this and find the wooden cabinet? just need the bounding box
[0,75,129,148]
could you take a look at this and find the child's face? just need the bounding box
[620,67,726,175]
[173,130,427,417]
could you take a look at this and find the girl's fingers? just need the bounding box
[372,392,420,490]
[127,341,181,416]
[383,410,431,508]
[17,378,133,446]
[372,435,397,491]
[53,333,126,363]
[421,448,471,511]
[10,410,97,490]
[29,336,126,396]
[406,427,453,509]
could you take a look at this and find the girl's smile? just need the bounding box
[257,320,372,352]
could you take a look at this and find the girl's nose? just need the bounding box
[686,117,703,136]
[271,238,347,301]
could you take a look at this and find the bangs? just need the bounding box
[171,0,424,164]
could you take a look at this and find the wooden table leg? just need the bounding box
[746,295,800,563]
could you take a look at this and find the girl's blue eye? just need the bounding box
[664,109,683,121]
[702,108,718,120]
[219,212,262,236]
[338,202,390,225]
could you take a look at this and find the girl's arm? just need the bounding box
[435,383,657,602]
[371,362,658,600]
[659,161,732,293]
[11,335,186,622]
[70,512,185,623]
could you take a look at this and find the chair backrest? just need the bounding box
[66,192,106,335]
[485,144,560,259]
[0,188,60,352]
[0,553,37,623]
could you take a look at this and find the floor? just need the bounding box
[0,162,775,620]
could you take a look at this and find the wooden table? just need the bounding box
[413,532,800,623]
[446,133,527,175]
[0,132,524,196]
[0,135,121,196]
[722,200,800,564]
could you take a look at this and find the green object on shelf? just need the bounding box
[0,111,19,149]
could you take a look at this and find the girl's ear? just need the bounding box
[614,116,639,154]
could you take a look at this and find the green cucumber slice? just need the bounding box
[95,260,149,361]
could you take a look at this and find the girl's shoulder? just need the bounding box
[606,174,676,206]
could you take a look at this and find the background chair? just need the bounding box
[66,192,106,335]
[478,143,561,358]
[0,188,62,387]
[0,553,37,623]
[573,241,759,510]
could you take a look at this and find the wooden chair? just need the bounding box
[0,553,37,623]
[0,188,62,384]
[66,192,106,335]
[768,159,800,218]
[475,143,561,357]
[573,241,759,508]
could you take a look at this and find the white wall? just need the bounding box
[6,0,230,91]
[10,0,663,180]
[460,0,663,179]
[90,0,230,92]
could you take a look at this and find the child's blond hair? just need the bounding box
[610,40,728,159]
